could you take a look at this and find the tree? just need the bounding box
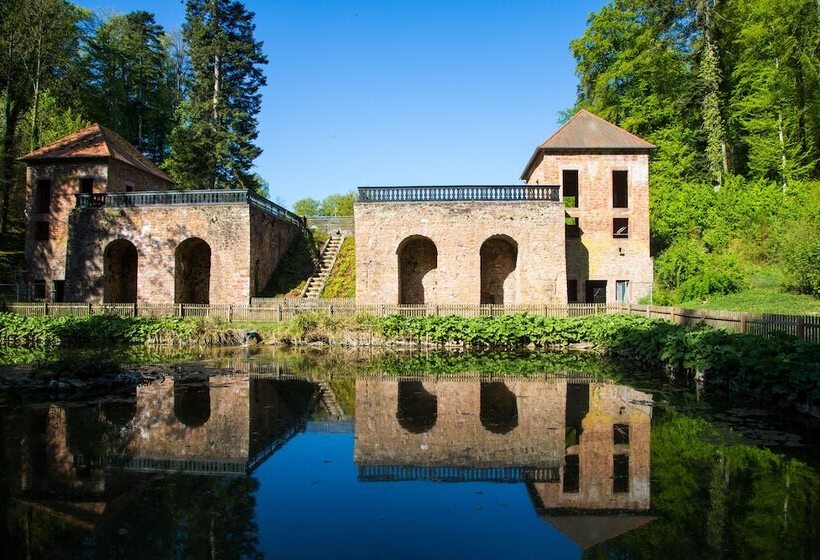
[83,11,175,163]
[165,0,267,191]
[318,193,355,216]
[293,197,320,217]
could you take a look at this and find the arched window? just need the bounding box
[480,236,517,304]
[103,239,138,303]
[397,236,437,304]
[173,378,211,428]
[175,237,211,304]
[480,382,519,434]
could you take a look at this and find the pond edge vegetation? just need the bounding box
[0,311,817,414]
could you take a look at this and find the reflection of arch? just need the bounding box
[480,382,519,434]
[480,236,517,304]
[396,381,437,434]
[173,378,211,428]
[398,236,437,304]
[175,237,211,304]
[101,396,137,428]
[103,239,138,303]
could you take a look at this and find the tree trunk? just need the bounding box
[29,34,42,152]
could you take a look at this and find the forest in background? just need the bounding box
[569,0,820,305]
[0,0,267,240]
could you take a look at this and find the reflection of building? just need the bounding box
[354,377,654,546]
[1,375,320,531]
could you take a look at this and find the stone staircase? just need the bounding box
[302,233,344,299]
[317,381,347,419]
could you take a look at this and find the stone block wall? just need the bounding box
[526,151,653,303]
[354,201,567,305]
[64,204,253,304]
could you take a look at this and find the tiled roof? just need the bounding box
[521,110,655,180]
[19,123,173,183]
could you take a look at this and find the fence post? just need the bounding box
[329,304,334,317]
[88,303,93,316]
[796,316,805,339]
[228,304,233,322]
[670,307,676,324]
[740,312,748,334]
[44,302,49,316]
[178,303,183,318]
[278,303,283,321]
[133,302,138,318]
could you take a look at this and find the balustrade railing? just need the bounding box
[358,185,560,203]
[75,189,305,227]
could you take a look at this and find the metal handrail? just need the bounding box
[358,185,560,202]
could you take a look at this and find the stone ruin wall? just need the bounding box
[354,201,568,305]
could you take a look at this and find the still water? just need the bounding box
[1,349,818,559]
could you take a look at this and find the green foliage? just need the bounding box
[321,236,355,298]
[294,192,356,217]
[653,239,747,304]
[293,197,321,217]
[378,313,820,407]
[780,219,820,297]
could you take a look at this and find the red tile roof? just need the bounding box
[19,123,173,183]
[521,110,655,180]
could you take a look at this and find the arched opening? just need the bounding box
[101,391,137,428]
[175,237,211,304]
[396,381,437,434]
[480,382,519,434]
[398,236,437,304]
[173,378,211,428]
[480,236,517,304]
[103,239,138,303]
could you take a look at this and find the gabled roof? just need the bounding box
[19,123,173,183]
[521,109,655,180]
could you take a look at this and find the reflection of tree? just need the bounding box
[585,412,820,559]
[94,475,262,559]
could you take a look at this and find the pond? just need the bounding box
[1,347,818,559]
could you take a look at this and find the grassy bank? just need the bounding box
[1,311,817,410]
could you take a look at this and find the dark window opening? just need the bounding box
[32,281,47,300]
[79,178,94,195]
[613,218,629,238]
[125,183,134,193]
[565,215,581,239]
[613,454,630,493]
[613,170,628,208]
[563,454,580,493]
[614,423,630,445]
[35,179,51,213]
[34,221,50,241]
[52,280,65,303]
[563,169,578,207]
[586,280,607,304]
[567,279,578,303]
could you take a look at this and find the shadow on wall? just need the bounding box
[398,236,438,305]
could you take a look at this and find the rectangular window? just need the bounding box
[565,216,581,239]
[562,454,580,493]
[125,183,134,193]
[52,280,65,302]
[613,454,630,493]
[614,423,630,445]
[615,280,629,303]
[567,279,578,303]
[35,179,51,213]
[613,170,628,208]
[562,169,578,207]
[34,221,50,241]
[586,280,607,304]
[613,218,629,238]
[79,177,94,195]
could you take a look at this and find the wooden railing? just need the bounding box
[358,185,560,203]
[3,301,819,343]
[74,189,306,227]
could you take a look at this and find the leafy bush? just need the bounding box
[780,221,820,297]
[654,239,747,304]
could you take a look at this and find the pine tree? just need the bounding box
[165,0,267,191]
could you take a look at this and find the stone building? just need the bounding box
[19,124,306,304]
[355,110,655,304]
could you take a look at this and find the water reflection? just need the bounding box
[0,355,817,559]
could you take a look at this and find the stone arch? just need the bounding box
[101,389,137,428]
[480,235,518,304]
[397,236,437,304]
[173,378,211,428]
[396,381,437,434]
[103,239,138,303]
[480,382,519,434]
[175,237,211,304]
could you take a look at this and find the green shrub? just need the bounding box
[780,221,820,297]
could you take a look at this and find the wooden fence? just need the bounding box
[3,300,819,343]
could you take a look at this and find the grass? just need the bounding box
[322,236,355,298]
[677,264,820,314]
[260,230,327,297]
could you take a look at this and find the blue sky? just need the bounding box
[75,0,606,208]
